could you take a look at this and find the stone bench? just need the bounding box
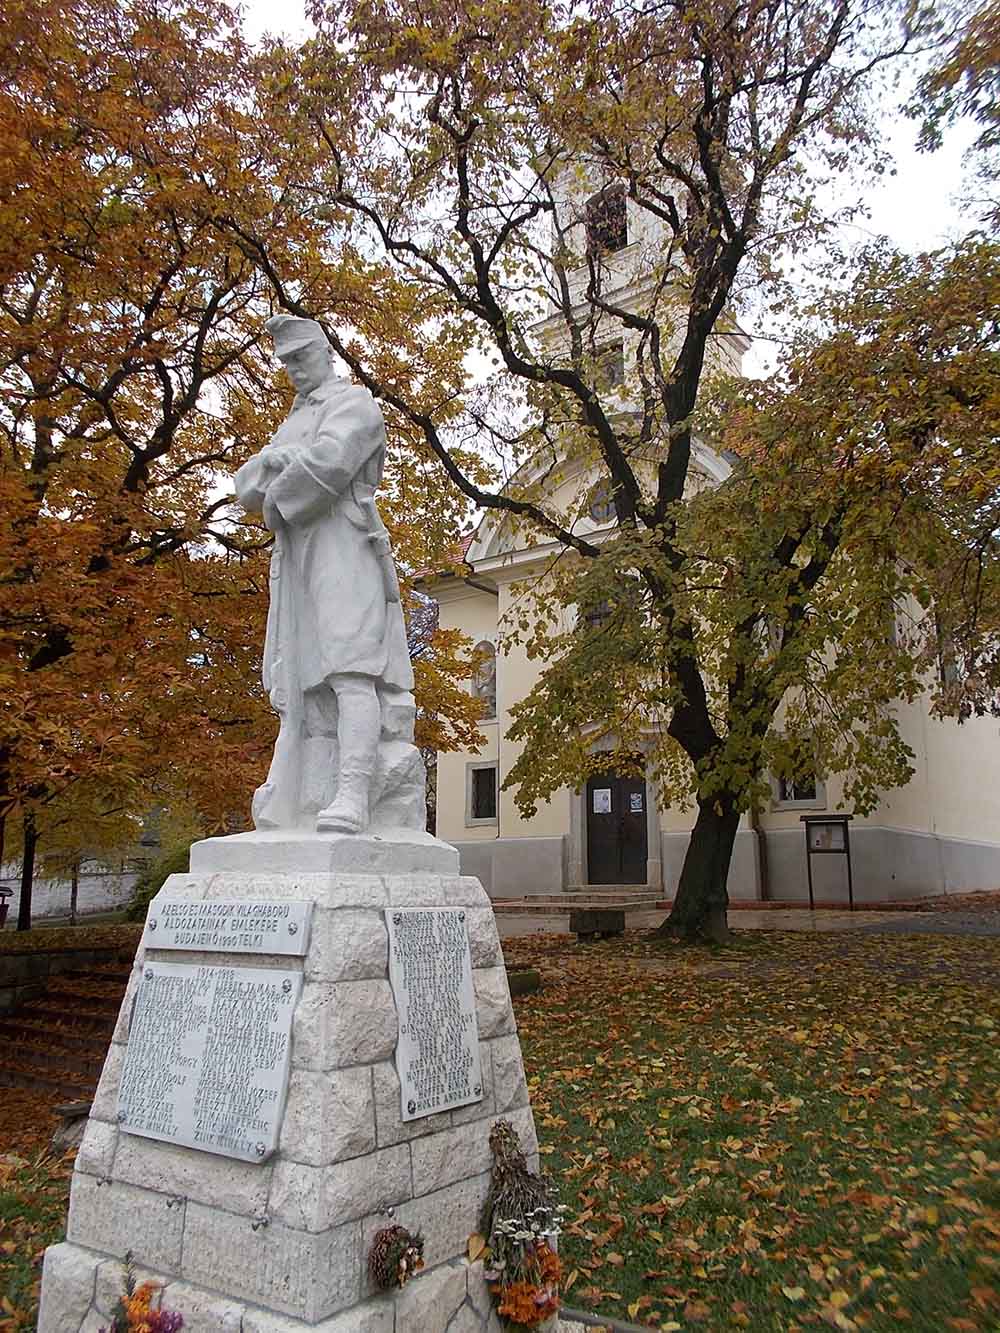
[569,909,625,941]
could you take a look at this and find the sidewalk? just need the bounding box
[495,905,999,938]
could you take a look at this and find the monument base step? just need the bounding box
[42,1241,516,1332]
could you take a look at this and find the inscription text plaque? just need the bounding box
[117,962,301,1162]
[385,908,483,1121]
[147,899,313,956]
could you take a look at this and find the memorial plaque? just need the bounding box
[385,909,483,1121]
[117,962,301,1162]
[147,899,312,956]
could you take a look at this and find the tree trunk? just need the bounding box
[16,812,37,933]
[70,860,79,926]
[658,796,739,944]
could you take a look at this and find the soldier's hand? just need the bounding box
[265,446,293,471]
[262,495,282,530]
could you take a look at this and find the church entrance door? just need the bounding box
[585,770,648,885]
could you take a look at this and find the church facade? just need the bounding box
[427,166,1000,906]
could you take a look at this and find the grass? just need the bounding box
[0,1146,73,1330]
[506,928,1000,1331]
[1,927,997,1330]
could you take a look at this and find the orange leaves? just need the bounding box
[507,925,1000,1330]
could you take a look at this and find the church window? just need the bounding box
[585,185,628,254]
[583,600,613,629]
[594,341,625,391]
[471,640,497,718]
[466,761,498,824]
[587,481,616,524]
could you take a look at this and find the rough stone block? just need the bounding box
[385,873,452,908]
[68,1173,184,1271]
[444,877,492,908]
[316,873,389,909]
[94,1256,164,1317]
[325,1144,411,1225]
[76,1118,118,1178]
[465,908,502,968]
[473,967,515,1039]
[306,909,388,982]
[410,1120,492,1195]
[37,1242,97,1333]
[365,1171,493,1271]
[293,980,397,1070]
[268,1143,414,1233]
[113,1133,271,1216]
[268,1159,325,1232]
[373,1060,451,1146]
[242,1301,395,1332]
[161,1279,244,1331]
[89,1041,126,1122]
[490,1034,530,1114]
[447,1302,486,1333]
[465,1258,492,1319]
[181,1203,360,1321]
[280,1067,376,1165]
[393,1259,467,1333]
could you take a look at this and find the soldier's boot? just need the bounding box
[316,674,379,834]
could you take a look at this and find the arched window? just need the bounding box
[471,640,496,719]
[587,481,616,524]
[585,185,628,254]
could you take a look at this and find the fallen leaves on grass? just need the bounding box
[0,1146,73,1332]
[507,928,1000,1331]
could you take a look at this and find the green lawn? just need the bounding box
[507,929,1000,1332]
[2,928,997,1331]
[0,1148,73,1330]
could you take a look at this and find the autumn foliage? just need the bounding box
[0,0,481,908]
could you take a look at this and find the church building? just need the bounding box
[424,168,1000,907]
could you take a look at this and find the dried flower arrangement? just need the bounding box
[100,1251,184,1332]
[368,1223,426,1290]
[481,1119,567,1330]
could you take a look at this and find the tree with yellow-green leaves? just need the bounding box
[224,0,999,941]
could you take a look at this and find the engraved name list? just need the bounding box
[386,908,483,1121]
[117,962,301,1162]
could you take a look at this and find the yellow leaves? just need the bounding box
[467,1232,487,1263]
[782,1286,807,1302]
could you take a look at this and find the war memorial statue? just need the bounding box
[37,313,538,1333]
[234,313,424,835]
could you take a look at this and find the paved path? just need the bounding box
[496,906,1000,939]
[851,910,1000,938]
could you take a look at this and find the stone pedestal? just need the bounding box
[39,830,538,1333]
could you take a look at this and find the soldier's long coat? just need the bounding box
[235,376,412,703]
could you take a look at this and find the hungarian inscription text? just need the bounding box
[117,962,301,1162]
[147,899,312,956]
[385,908,483,1121]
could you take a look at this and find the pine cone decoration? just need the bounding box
[368,1225,425,1290]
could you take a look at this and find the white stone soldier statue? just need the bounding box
[235,315,424,834]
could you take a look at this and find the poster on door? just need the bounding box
[592,788,612,814]
[629,792,643,814]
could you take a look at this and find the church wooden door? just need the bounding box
[585,771,648,885]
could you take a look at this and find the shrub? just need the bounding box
[125,844,191,922]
